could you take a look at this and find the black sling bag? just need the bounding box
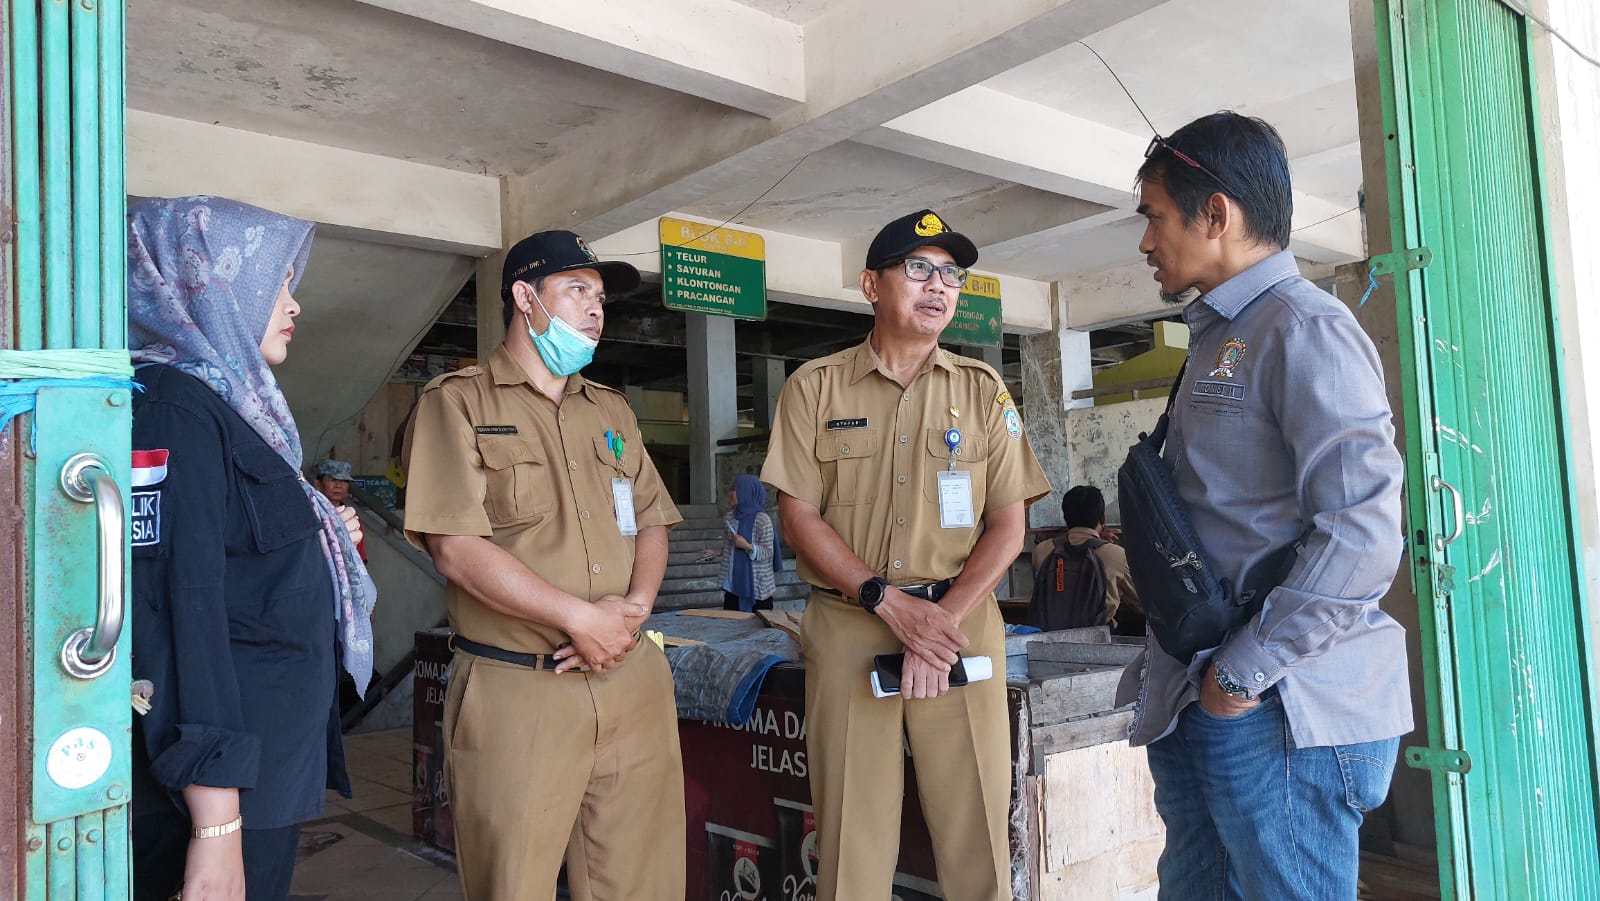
[1116,360,1299,663]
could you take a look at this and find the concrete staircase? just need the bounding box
[657,503,810,611]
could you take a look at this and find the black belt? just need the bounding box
[898,579,953,602]
[826,579,953,603]
[450,635,560,671]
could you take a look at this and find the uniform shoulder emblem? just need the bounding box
[420,365,483,394]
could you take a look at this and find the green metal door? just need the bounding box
[5,0,131,897]
[1374,0,1600,897]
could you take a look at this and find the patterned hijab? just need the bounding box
[127,195,376,694]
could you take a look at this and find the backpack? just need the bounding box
[1117,360,1300,662]
[1028,536,1110,632]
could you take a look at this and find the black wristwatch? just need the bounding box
[1214,662,1254,700]
[857,577,890,615]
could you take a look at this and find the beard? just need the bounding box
[1160,286,1200,306]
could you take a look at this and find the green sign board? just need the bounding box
[941,273,1003,348]
[659,216,768,320]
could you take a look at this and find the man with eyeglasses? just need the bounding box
[1126,112,1409,900]
[762,209,1051,900]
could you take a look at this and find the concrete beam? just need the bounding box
[511,0,1166,240]
[860,86,1366,262]
[352,0,804,117]
[127,111,502,256]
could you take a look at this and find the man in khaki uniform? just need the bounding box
[403,230,685,900]
[762,209,1051,901]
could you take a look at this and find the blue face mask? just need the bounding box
[523,287,598,377]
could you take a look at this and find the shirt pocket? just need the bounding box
[814,430,880,506]
[476,436,556,526]
[592,436,639,480]
[231,445,320,553]
[921,429,989,505]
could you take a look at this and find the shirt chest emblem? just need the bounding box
[1209,337,1248,379]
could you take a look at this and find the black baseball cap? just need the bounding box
[501,230,641,301]
[864,209,978,271]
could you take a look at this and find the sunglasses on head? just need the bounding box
[1144,135,1231,193]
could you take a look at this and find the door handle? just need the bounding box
[58,453,124,679]
[1431,475,1464,553]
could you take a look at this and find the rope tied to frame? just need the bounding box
[0,348,139,438]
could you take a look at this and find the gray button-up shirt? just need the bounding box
[1127,251,1413,749]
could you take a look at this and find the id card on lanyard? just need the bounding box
[612,478,639,536]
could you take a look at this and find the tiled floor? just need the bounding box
[288,729,462,901]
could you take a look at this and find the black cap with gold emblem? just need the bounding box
[501,230,642,301]
[863,209,979,271]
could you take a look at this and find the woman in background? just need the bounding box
[127,196,375,901]
[717,472,783,611]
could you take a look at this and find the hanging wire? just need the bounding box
[1494,0,1600,70]
[1291,206,1360,233]
[605,153,814,258]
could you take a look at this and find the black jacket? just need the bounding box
[131,364,350,829]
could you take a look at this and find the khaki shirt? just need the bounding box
[761,335,1051,591]
[402,345,682,653]
[1030,526,1142,625]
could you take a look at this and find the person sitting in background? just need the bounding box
[716,472,783,611]
[1030,485,1143,635]
[313,458,366,560]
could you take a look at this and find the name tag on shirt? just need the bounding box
[475,425,518,435]
[937,471,975,529]
[612,478,639,536]
[827,418,868,430]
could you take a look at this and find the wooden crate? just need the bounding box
[1010,626,1162,900]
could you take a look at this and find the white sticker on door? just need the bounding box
[46,726,112,790]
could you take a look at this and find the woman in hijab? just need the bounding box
[126,196,375,901]
[717,472,783,612]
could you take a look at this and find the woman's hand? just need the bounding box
[731,533,754,552]
[181,832,246,901]
[179,786,244,900]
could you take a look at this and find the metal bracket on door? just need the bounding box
[1371,246,1433,277]
[1405,745,1473,774]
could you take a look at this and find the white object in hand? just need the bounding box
[871,655,993,699]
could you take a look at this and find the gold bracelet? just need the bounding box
[191,816,242,839]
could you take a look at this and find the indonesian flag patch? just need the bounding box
[132,449,169,487]
[131,449,168,547]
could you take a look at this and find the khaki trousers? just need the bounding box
[442,639,685,901]
[801,590,1012,901]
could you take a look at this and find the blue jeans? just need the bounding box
[1146,694,1399,901]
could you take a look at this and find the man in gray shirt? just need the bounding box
[1126,112,1410,900]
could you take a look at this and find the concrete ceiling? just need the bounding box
[129,0,1373,431]
[128,0,687,176]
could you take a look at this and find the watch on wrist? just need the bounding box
[857,577,890,615]
[1214,663,1254,700]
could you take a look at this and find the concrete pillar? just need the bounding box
[688,313,738,504]
[752,356,786,431]
[475,255,507,361]
[960,344,1004,370]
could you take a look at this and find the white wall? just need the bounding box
[1541,1,1600,619]
[1066,397,1165,524]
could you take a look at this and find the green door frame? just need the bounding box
[7,0,131,896]
[1373,0,1600,897]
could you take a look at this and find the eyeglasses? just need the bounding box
[888,257,969,288]
[1144,134,1231,193]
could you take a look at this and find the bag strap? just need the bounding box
[1164,357,1189,416]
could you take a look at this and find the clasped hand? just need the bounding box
[876,590,967,699]
[553,595,649,674]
